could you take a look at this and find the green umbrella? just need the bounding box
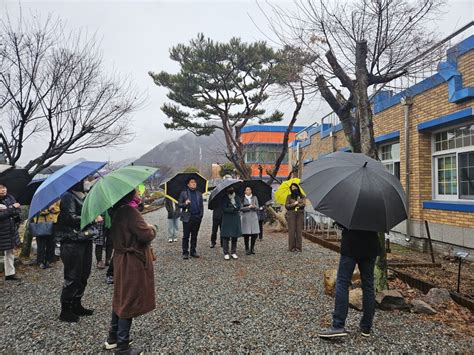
[81,166,158,229]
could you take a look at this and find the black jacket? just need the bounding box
[56,191,90,242]
[178,189,204,222]
[165,199,180,219]
[0,194,21,251]
[340,228,381,258]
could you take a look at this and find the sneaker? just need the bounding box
[173,238,178,242]
[106,276,114,284]
[231,254,238,260]
[104,338,134,350]
[361,329,371,337]
[318,327,348,338]
[224,254,230,260]
[39,263,47,269]
[168,238,173,243]
[190,253,200,258]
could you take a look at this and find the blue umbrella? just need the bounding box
[28,160,106,219]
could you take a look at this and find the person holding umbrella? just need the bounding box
[103,189,157,353]
[221,186,242,260]
[240,186,260,255]
[55,180,101,322]
[285,183,306,252]
[299,152,408,338]
[0,183,22,281]
[178,178,204,259]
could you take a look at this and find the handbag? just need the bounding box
[29,215,54,237]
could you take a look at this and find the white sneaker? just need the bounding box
[231,254,238,259]
[173,238,178,242]
[168,238,173,243]
[224,254,230,260]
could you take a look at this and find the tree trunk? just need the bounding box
[355,40,388,291]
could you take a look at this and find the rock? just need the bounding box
[376,290,410,311]
[349,288,363,311]
[410,299,437,315]
[424,288,452,306]
[323,268,361,296]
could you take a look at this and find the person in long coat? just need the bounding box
[220,187,242,260]
[0,183,21,281]
[285,183,306,252]
[240,186,260,255]
[104,189,157,353]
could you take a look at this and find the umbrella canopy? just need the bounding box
[0,164,13,174]
[274,178,306,205]
[236,179,272,206]
[301,151,407,232]
[81,166,157,229]
[28,160,106,219]
[208,179,243,210]
[16,178,46,205]
[0,168,32,201]
[165,172,208,203]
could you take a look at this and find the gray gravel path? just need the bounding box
[1,207,472,353]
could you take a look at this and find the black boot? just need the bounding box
[59,302,80,323]
[115,341,142,355]
[72,299,94,316]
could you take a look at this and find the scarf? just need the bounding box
[128,196,142,209]
[229,192,236,207]
[245,194,253,204]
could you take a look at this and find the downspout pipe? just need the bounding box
[401,96,413,242]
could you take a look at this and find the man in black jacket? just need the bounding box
[319,227,381,338]
[56,180,102,322]
[178,178,204,259]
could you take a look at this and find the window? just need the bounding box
[379,142,400,179]
[244,144,287,164]
[433,124,474,200]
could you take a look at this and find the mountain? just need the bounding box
[134,130,227,173]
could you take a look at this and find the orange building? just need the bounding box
[240,125,305,178]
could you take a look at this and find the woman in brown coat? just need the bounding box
[104,190,157,354]
[285,183,306,252]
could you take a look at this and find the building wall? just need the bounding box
[291,43,474,253]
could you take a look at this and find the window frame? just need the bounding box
[431,122,474,201]
[378,141,401,179]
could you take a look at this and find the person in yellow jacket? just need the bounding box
[35,201,60,269]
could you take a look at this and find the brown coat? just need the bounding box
[110,205,156,319]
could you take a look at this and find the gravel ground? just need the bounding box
[1,207,472,353]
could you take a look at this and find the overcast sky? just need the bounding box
[1,0,473,166]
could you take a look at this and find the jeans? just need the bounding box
[109,311,133,345]
[211,218,222,245]
[60,241,93,303]
[332,255,377,331]
[168,218,180,239]
[182,216,202,256]
[222,237,237,255]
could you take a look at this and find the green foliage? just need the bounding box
[219,162,235,177]
[149,34,285,135]
[183,166,200,173]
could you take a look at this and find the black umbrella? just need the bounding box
[16,178,46,205]
[208,179,243,210]
[301,152,407,232]
[0,168,32,201]
[165,172,208,202]
[236,179,272,206]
